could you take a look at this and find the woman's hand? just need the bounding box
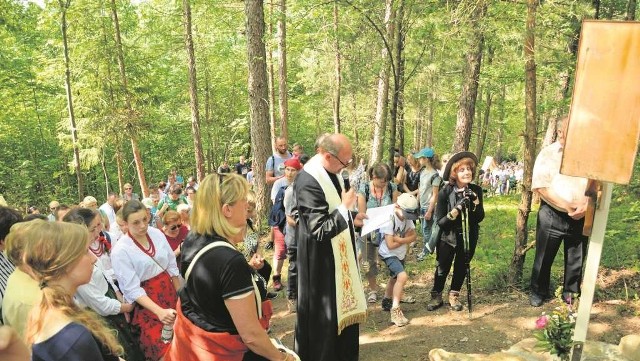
[156,308,177,325]
[120,302,134,314]
[249,253,265,270]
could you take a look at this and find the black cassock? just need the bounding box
[293,169,359,361]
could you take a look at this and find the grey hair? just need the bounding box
[318,133,343,155]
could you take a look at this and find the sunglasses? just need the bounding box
[166,224,180,231]
[124,187,132,190]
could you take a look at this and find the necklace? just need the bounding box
[129,232,156,258]
[89,240,104,257]
[372,183,384,206]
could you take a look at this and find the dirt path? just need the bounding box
[267,276,640,360]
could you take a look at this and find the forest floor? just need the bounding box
[266,253,640,360]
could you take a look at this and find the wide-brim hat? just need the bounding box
[442,151,479,181]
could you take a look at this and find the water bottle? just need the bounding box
[161,323,174,344]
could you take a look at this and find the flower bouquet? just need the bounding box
[533,291,578,361]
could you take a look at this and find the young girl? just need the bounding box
[17,220,124,361]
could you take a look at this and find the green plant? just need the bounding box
[533,291,578,360]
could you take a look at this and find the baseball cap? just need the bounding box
[397,193,419,220]
[413,147,434,159]
[284,157,302,170]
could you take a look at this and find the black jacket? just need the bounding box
[435,183,485,246]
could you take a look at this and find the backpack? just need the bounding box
[268,185,287,232]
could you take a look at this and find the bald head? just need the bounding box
[319,133,353,174]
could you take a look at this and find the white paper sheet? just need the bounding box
[360,204,395,236]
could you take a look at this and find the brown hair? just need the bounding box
[449,157,477,184]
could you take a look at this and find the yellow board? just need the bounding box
[562,21,640,185]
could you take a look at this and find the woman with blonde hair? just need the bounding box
[16,220,124,360]
[165,173,297,361]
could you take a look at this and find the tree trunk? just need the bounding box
[369,0,394,166]
[245,0,272,227]
[182,0,205,182]
[593,0,601,19]
[414,82,422,149]
[453,0,486,152]
[332,0,341,133]
[59,0,84,200]
[267,1,277,153]
[388,0,405,161]
[626,0,636,20]
[110,0,148,198]
[475,46,493,162]
[509,0,538,286]
[116,145,125,196]
[277,0,288,139]
[203,62,214,174]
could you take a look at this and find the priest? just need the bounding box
[293,133,367,361]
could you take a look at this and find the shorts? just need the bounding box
[382,256,405,279]
[273,226,287,260]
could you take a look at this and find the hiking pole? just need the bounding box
[461,204,472,319]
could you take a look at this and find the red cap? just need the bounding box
[284,157,302,170]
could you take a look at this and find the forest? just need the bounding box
[0,0,638,210]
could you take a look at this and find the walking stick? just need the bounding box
[461,204,472,319]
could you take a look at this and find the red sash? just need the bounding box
[165,299,273,361]
[133,271,177,361]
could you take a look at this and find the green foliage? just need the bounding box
[533,291,577,360]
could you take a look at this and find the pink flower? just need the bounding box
[535,315,549,329]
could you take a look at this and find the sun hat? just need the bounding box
[442,151,479,181]
[397,193,419,220]
[413,147,435,159]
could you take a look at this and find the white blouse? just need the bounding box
[75,261,121,316]
[111,227,179,303]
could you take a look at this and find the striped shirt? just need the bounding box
[0,252,16,325]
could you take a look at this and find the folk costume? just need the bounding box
[165,234,273,361]
[294,154,366,361]
[111,227,179,361]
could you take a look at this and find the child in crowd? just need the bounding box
[378,193,418,327]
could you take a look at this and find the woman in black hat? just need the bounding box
[426,152,485,312]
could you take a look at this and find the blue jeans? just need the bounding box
[420,207,434,255]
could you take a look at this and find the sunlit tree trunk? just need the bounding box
[277,0,288,139]
[267,1,276,153]
[453,0,486,152]
[116,146,125,197]
[110,0,148,197]
[59,0,84,200]
[509,0,538,285]
[389,0,405,161]
[626,0,636,20]
[370,0,394,166]
[475,45,493,162]
[182,0,205,182]
[245,0,272,226]
[332,0,341,133]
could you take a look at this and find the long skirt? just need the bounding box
[165,299,273,361]
[133,272,178,361]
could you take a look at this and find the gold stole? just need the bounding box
[304,155,367,334]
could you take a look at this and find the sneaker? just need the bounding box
[287,298,297,313]
[367,291,377,303]
[381,297,392,312]
[426,292,443,311]
[449,291,463,311]
[390,306,409,327]
[416,252,426,262]
[266,292,278,300]
[265,241,274,250]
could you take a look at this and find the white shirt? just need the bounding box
[378,213,415,260]
[111,227,179,303]
[75,261,121,316]
[99,203,116,231]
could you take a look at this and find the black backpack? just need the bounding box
[268,185,287,232]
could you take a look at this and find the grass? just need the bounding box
[406,188,640,298]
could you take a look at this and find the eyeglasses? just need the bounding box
[329,152,353,168]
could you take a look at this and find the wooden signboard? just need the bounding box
[561,21,640,184]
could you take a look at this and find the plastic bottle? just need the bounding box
[161,323,173,344]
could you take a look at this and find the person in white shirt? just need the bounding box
[378,193,418,327]
[99,192,118,232]
[111,200,180,361]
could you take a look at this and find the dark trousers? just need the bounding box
[287,244,298,299]
[530,202,587,296]
[432,231,477,293]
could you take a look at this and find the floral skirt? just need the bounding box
[133,272,178,361]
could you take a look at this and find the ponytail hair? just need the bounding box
[21,220,123,356]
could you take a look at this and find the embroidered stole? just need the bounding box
[304,155,367,334]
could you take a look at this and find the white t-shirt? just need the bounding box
[378,213,415,260]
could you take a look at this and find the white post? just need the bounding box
[570,182,613,360]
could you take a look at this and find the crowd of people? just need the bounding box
[0,122,589,361]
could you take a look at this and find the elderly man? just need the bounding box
[294,133,367,361]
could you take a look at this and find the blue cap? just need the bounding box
[413,147,434,159]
